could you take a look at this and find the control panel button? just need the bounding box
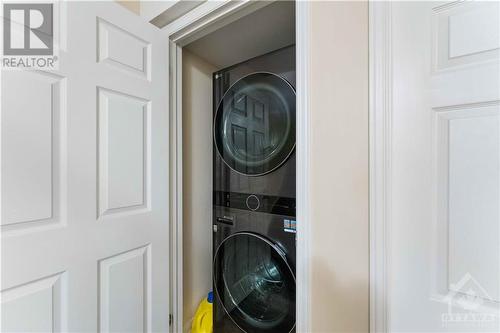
[246,194,260,211]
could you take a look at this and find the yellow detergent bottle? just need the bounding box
[191,291,213,333]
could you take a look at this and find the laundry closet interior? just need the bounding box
[179,1,297,332]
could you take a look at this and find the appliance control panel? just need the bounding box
[283,219,297,233]
[213,191,295,217]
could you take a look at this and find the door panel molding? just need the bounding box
[98,245,152,333]
[1,71,67,235]
[1,272,67,333]
[97,87,152,219]
[97,17,152,80]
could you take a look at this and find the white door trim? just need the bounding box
[369,2,391,333]
[295,1,311,332]
[162,1,312,331]
[168,40,183,333]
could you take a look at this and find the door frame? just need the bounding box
[369,2,392,332]
[161,1,312,332]
[369,2,500,331]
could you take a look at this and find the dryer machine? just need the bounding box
[213,45,296,202]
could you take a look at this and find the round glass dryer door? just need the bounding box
[214,233,295,333]
[214,73,296,176]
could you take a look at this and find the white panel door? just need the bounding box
[387,1,499,331]
[1,2,169,332]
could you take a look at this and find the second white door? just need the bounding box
[378,1,500,331]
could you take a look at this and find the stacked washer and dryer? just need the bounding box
[212,46,296,333]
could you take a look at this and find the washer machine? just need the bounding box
[213,206,296,333]
[212,45,296,333]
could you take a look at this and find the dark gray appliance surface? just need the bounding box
[213,206,296,333]
[212,45,296,333]
[213,45,296,199]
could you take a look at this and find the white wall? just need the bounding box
[307,2,369,332]
[182,49,216,332]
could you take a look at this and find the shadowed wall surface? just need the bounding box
[182,49,216,332]
[116,1,140,15]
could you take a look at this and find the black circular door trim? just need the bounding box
[213,232,296,333]
[213,72,296,177]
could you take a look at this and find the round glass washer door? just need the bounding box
[214,72,296,176]
[213,232,296,333]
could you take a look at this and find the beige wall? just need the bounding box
[182,49,216,332]
[308,1,369,332]
[116,1,140,15]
